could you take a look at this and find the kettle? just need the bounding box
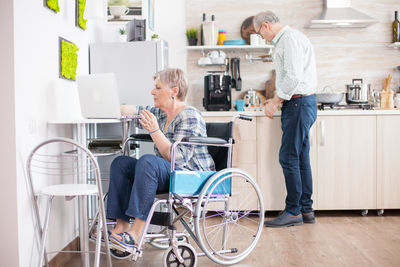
[244,88,261,107]
[346,79,369,104]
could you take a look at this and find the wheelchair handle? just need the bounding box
[238,114,253,121]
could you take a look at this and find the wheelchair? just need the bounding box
[90,114,264,266]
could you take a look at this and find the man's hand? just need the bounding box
[263,95,283,119]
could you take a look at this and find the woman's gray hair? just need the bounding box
[253,11,280,28]
[153,68,189,101]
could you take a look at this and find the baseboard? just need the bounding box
[49,236,80,267]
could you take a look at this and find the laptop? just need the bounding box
[76,73,139,119]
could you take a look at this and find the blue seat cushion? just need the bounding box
[169,171,231,195]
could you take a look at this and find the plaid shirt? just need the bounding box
[136,106,215,171]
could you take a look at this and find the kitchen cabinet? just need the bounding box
[256,117,318,210]
[377,116,400,209]
[204,116,258,210]
[203,111,400,212]
[315,116,377,210]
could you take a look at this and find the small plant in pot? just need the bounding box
[186,28,198,46]
[151,33,159,41]
[118,28,126,42]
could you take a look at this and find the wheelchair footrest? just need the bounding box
[150,211,171,226]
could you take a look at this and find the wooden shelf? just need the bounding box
[186,44,274,53]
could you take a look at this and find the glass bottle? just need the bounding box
[393,11,400,43]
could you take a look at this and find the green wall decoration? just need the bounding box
[45,0,60,13]
[59,37,79,81]
[76,0,87,30]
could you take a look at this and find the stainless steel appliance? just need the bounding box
[244,88,261,107]
[346,79,369,104]
[127,19,146,41]
[89,40,169,155]
[203,72,232,111]
[89,40,168,106]
[318,103,373,110]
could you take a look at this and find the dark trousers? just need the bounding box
[106,154,175,221]
[279,94,317,216]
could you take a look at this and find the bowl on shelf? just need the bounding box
[223,40,246,45]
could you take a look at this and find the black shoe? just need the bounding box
[302,211,315,224]
[264,211,303,228]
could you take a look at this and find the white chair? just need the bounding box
[26,137,112,267]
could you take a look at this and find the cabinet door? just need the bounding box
[377,116,400,209]
[257,117,317,211]
[204,116,258,210]
[316,116,377,209]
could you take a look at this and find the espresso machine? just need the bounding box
[203,61,232,111]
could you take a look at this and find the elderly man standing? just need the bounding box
[253,11,317,227]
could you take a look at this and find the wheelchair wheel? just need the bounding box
[162,243,197,267]
[194,168,264,265]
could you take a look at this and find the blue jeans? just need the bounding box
[106,154,177,221]
[279,95,317,216]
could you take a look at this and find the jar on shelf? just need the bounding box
[218,30,227,45]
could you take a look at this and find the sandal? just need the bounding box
[89,230,111,243]
[109,232,136,252]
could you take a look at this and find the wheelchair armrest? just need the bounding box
[181,136,228,145]
[129,134,153,142]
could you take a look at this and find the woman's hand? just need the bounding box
[139,110,159,133]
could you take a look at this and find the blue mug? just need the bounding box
[235,99,245,111]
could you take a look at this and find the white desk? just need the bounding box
[48,118,132,267]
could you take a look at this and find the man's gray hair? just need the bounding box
[253,11,280,28]
[153,68,189,101]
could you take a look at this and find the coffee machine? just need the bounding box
[203,73,232,111]
[203,69,232,111]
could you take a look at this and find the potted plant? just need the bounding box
[186,28,198,46]
[151,33,159,41]
[118,28,126,42]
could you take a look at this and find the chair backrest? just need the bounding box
[205,122,233,171]
[26,138,104,200]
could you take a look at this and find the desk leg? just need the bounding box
[75,123,90,267]
[122,119,130,155]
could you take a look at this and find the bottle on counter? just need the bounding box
[200,13,206,45]
[393,11,400,43]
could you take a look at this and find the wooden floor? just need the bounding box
[64,210,400,267]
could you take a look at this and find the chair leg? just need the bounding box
[93,214,102,267]
[32,195,50,267]
[98,195,112,267]
[39,196,53,267]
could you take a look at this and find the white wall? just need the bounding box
[92,0,187,70]
[7,0,186,265]
[0,0,19,266]
[13,0,93,265]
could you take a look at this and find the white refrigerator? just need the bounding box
[89,40,169,106]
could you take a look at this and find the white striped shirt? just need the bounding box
[272,26,317,100]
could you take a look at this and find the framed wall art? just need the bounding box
[76,0,87,30]
[148,0,154,30]
[59,37,79,81]
[44,0,60,13]
[107,0,142,22]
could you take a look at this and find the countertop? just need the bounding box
[202,109,400,117]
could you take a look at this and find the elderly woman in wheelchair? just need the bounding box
[94,68,264,266]
[105,68,215,247]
